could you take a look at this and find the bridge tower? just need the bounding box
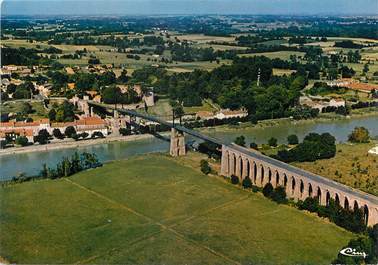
[170,128,186,156]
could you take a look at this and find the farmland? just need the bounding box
[293,141,378,197]
[0,153,354,264]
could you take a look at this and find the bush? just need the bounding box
[72,133,79,141]
[276,132,336,163]
[251,185,260,193]
[53,128,64,139]
[0,140,7,149]
[34,129,50,145]
[268,137,278,147]
[242,177,252,189]
[231,175,239,185]
[287,134,299,145]
[348,127,370,143]
[249,142,258,150]
[119,127,131,136]
[298,197,319,212]
[262,183,274,197]
[92,131,104,138]
[15,136,29,146]
[234,135,246,147]
[65,126,76,138]
[271,186,287,203]
[200,160,211,175]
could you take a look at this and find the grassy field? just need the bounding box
[272,68,296,76]
[239,51,305,61]
[1,101,48,120]
[0,153,355,264]
[293,142,378,196]
[183,100,218,114]
[173,34,236,44]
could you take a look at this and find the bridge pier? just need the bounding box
[170,128,186,157]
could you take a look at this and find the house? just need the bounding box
[93,95,102,103]
[344,82,378,92]
[51,117,108,137]
[196,111,215,120]
[299,96,345,112]
[65,67,75,75]
[215,109,248,120]
[35,84,52,97]
[67,83,76,90]
[0,117,108,143]
[0,128,34,143]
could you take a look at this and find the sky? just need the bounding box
[1,0,378,16]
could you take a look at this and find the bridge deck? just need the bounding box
[90,101,378,205]
[229,144,378,205]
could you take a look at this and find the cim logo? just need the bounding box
[340,247,368,259]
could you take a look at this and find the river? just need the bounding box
[1,115,377,180]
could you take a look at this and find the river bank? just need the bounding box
[0,134,156,157]
[1,114,377,180]
[200,110,378,134]
[1,111,377,157]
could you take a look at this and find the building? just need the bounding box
[299,96,345,112]
[196,111,215,120]
[0,117,108,143]
[215,109,248,120]
[327,78,378,92]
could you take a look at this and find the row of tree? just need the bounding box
[275,132,336,162]
[3,152,102,185]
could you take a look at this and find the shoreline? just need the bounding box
[1,111,377,157]
[199,110,378,133]
[0,134,156,157]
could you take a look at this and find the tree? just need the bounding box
[13,86,31,99]
[65,126,76,138]
[200,160,211,175]
[53,128,65,139]
[55,109,65,122]
[271,186,287,203]
[231,175,239,185]
[262,183,274,197]
[0,140,7,149]
[234,135,246,147]
[34,129,50,145]
[88,58,100,64]
[242,177,252,189]
[98,71,116,86]
[118,69,129,83]
[249,142,258,150]
[48,109,56,121]
[15,136,28,146]
[21,102,33,115]
[92,131,104,138]
[102,85,122,104]
[349,127,370,143]
[80,132,89,139]
[268,137,278,147]
[287,134,299,145]
[6,83,17,94]
[363,64,369,75]
[119,128,131,136]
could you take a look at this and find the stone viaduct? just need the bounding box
[221,144,378,226]
[89,100,378,226]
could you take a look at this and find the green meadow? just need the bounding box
[0,153,354,264]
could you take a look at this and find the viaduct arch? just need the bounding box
[89,101,378,227]
[221,144,378,226]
